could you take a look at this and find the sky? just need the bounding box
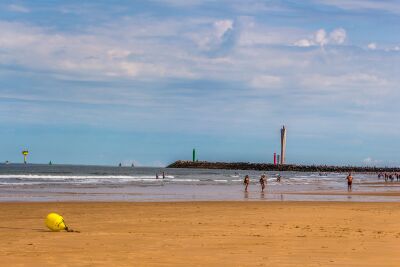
[0,0,400,167]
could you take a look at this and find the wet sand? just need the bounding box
[284,191,400,197]
[1,202,400,266]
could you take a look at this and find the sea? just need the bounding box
[0,164,399,202]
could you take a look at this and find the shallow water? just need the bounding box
[0,164,399,202]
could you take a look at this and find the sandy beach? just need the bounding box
[1,202,400,266]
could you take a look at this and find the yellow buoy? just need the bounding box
[45,213,68,232]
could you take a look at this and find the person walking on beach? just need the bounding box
[243,175,250,192]
[346,173,353,192]
[259,174,267,192]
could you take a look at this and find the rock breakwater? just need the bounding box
[167,160,398,173]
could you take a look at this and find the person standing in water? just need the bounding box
[259,174,267,192]
[346,173,353,192]
[162,172,165,179]
[276,174,281,182]
[243,175,250,192]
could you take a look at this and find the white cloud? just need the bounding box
[0,20,198,80]
[237,19,305,47]
[315,0,400,15]
[189,19,235,51]
[149,0,206,7]
[329,28,346,44]
[250,75,282,89]
[7,4,30,13]
[301,73,390,90]
[214,20,233,38]
[107,49,131,60]
[294,28,347,47]
[294,39,314,47]
[367,43,377,50]
[315,29,328,46]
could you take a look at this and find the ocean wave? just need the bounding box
[0,174,175,179]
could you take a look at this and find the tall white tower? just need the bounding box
[280,126,286,164]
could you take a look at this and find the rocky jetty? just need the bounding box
[167,160,399,173]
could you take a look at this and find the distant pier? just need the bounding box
[167,160,399,173]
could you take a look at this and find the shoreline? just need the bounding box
[3,190,400,202]
[1,201,400,266]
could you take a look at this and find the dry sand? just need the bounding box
[1,201,400,266]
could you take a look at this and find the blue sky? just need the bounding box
[1,0,400,166]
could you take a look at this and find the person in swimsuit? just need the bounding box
[277,174,281,183]
[346,173,353,191]
[243,175,250,192]
[259,174,267,192]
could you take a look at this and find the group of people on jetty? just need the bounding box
[243,173,354,192]
[378,172,400,182]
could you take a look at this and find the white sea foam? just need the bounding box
[0,174,180,185]
[0,174,175,179]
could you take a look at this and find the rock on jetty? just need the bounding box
[167,160,399,173]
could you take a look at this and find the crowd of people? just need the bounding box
[378,172,400,182]
[243,173,282,192]
[157,170,397,192]
[243,172,354,192]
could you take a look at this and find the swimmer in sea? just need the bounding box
[244,175,250,192]
[259,174,267,192]
[346,172,353,192]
